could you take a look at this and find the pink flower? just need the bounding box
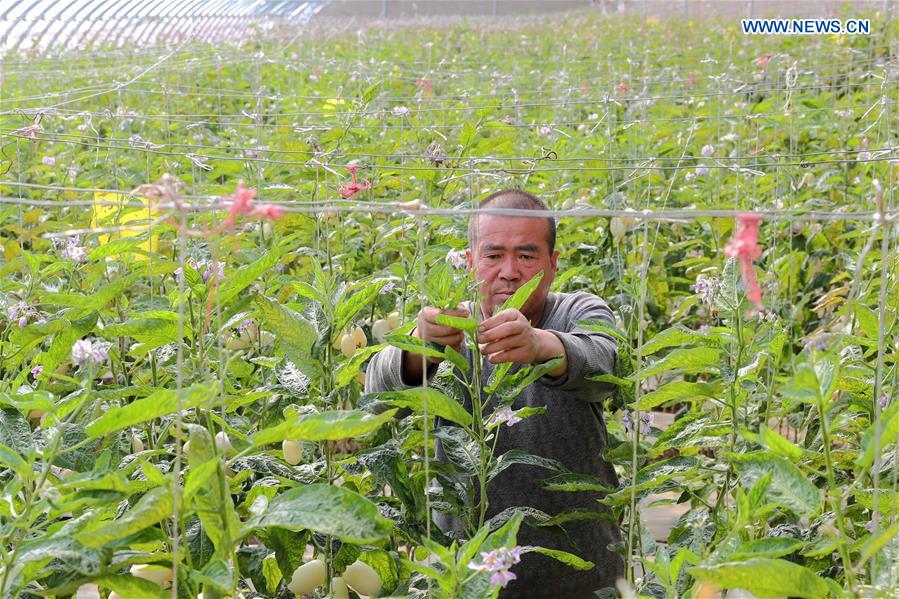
[487,408,524,428]
[724,212,764,312]
[229,181,256,216]
[337,166,371,198]
[252,203,285,221]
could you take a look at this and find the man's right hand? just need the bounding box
[401,306,470,384]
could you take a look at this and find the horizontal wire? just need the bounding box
[3,193,894,229]
[6,79,895,120]
[5,127,892,162]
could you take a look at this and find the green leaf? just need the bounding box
[245,483,392,544]
[688,558,830,599]
[384,332,446,360]
[489,449,568,480]
[335,280,384,333]
[9,317,69,347]
[0,442,28,479]
[216,247,285,305]
[497,271,544,314]
[631,381,716,411]
[86,384,213,438]
[727,452,822,517]
[757,425,804,460]
[730,537,803,560]
[859,521,899,563]
[372,388,472,427]
[641,325,717,355]
[0,408,33,453]
[574,319,629,344]
[77,487,174,547]
[444,345,470,374]
[335,344,385,389]
[102,315,188,350]
[857,402,899,469]
[43,273,142,316]
[262,553,283,594]
[94,575,169,599]
[256,296,317,376]
[538,473,615,493]
[633,347,723,380]
[528,547,594,571]
[253,409,397,446]
[435,313,479,333]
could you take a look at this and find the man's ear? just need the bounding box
[466,248,474,271]
[550,250,559,272]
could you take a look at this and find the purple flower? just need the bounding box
[640,412,654,435]
[701,144,714,157]
[71,339,110,367]
[695,165,709,176]
[42,156,56,166]
[487,408,524,428]
[31,365,43,377]
[60,236,87,262]
[866,520,874,533]
[622,410,632,434]
[467,546,523,587]
[446,249,467,269]
[199,260,225,283]
[857,151,872,162]
[878,395,888,409]
[692,274,721,306]
[380,281,396,294]
[490,570,517,588]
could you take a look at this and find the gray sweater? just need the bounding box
[365,291,624,598]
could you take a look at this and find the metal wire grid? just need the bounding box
[0,8,897,596]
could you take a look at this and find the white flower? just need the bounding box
[446,249,467,269]
[537,125,552,136]
[392,106,410,117]
[701,144,714,157]
[857,151,871,162]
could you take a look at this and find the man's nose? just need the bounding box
[498,256,520,281]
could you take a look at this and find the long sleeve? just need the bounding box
[364,344,413,393]
[538,292,618,398]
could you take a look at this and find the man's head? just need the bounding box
[466,189,559,323]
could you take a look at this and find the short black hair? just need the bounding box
[467,189,556,254]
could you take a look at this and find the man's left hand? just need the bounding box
[478,309,567,376]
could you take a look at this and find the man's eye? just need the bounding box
[485,255,500,260]
[520,255,535,261]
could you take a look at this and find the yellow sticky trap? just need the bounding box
[91,192,159,259]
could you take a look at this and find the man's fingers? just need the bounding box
[477,320,524,343]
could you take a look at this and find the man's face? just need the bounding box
[466,214,558,322]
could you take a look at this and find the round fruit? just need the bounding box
[371,319,391,342]
[287,559,326,594]
[386,311,401,330]
[282,440,302,465]
[340,334,357,358]
[331,577,349,599]
[343,560,382,596]
[351,326,367,348]
[130,564,173,588]
[215,431,234,454]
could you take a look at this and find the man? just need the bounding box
[365,189,623,598]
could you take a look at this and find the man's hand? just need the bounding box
[414,306,470,363]
[478,309,567,377]
[401,306,469,385]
